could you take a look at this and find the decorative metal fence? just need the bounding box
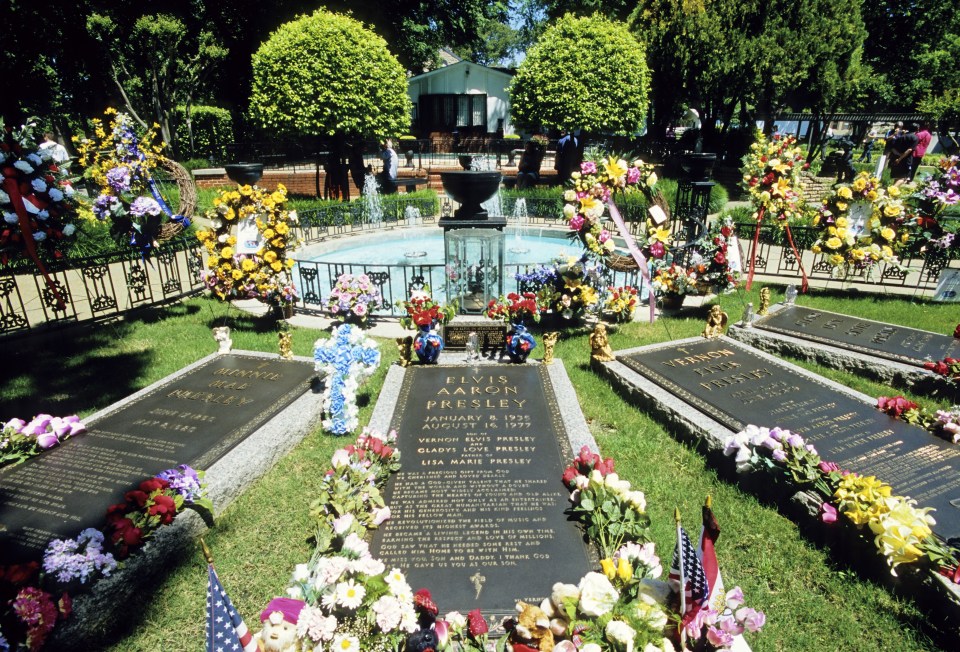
[0,239,205,338]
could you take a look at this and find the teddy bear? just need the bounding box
[506,601,555,652]
[253,597,305,652]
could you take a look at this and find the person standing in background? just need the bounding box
[554,129,580,184]
[910,121,932,181]
[39,132,69,163]
[377,138,398,194]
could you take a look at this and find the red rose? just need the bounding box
[139,477,168,494]
[952,324,959,339]
[124,490,149,507]
[512,645,540,652]
[381,445,394,458]
[721,226,732,237]
[149,494,178,524]
[414,588,438,617]
[467,608,488,637]
[1,561,40,586]
[562,466,579,488]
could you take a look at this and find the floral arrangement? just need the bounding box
[811,173,911,269]
[876,395,960,444]
[740,132,806,226]
[0,119,80,268]
[313,324,381,436]
[682,588,766,651]
[563,446,650,558]
[515,255,602,320]
[651,263,699,297]
[1,414,86,469]
[104,465,213,559]
[922,357,960,383]
[485,291,542,324]
[688,218,741,293]
[0,465,210,650]
[397,288,456,330]
[326,273,383,325]
[602,285,639,322]
[75,108,187,254]
[196,183,299,308]
[564,155,666,260]
[723,425,959,578]
[910,156,960,253]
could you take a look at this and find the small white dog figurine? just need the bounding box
[213,326,233,354]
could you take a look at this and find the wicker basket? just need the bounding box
[601,188,672,272]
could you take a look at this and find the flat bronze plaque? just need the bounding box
[619,339,960,541]
[369,365,593,623]
[754,304,960,366]
[442,323,507,352]
[0,354,316,563]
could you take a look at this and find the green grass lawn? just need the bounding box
[2,287,956,651]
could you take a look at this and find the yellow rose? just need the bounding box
[851,177,867,192]
[263,250,278,263]
[880,227,895,241]
[270,261,283,272]
[866,190,878,201]
[275,222,289,235]
[829,254,845,266]
[263,229,275,240]
[221,247,234,258]
[838,186,853,200]
[883,205,901,217]
[286,259,296,268]
[600,558,616,580]
[826,237,842,250]
[835,217,848,229]
[887,186,900,197]
[207,257,220,269]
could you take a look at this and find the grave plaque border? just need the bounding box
[368,361,598,627]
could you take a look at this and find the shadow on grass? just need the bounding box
[0,321,151,420]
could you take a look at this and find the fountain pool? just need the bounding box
[298,226,582,266]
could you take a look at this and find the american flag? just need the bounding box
[207,565,258,652]
[669,524,710,617]
[700,499,726,613]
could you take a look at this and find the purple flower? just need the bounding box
[93,194,118,221]
[717,613,745,636]
[106,166,132,193]
[819,460,840,473]
[706,625,734,648]
[786,434,804,448]
[581,161,597,175]
[820,502,838,524]
[735,607,766,633]
[157,464,203,502]
[724,586,745,610]
[772,449,787,462]
[129,196,162,218]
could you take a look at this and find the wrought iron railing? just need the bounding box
[0,238,205,338]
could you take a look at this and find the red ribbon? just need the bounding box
[2,175,66,309]
[745,205,808,293]
[783,223,809,293]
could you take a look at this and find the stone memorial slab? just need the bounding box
[615,338,960,541]
[0,353,317,564]
[751,304,960,366]
[369,364,594,622]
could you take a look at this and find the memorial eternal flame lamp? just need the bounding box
[439,158,506,314]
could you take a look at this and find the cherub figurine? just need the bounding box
[542,331,559,365]
[396,335,413,367]
[278,331,293,360]
[589,324,615,362]
[757,287,771,315]
[213,326,232,354]
[702,304,728,339]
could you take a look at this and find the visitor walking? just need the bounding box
[858,131,877,163]
[378,138,398,194]
[910,122,932,181]
[554,129,580,184]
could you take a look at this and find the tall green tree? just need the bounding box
[249,10,411,138]
[86,11,227,155]
[509,14,651,134]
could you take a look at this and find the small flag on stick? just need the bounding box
[669,508,710,627]
[204,538,257,652]
[700,495,726,612]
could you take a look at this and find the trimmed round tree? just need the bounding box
[509,14,650,134]
[249,11,411,137]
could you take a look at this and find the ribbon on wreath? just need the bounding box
[608,199,656,322]
[745,205,808,293]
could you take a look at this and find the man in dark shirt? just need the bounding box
[887,124,918,184]
[554,129,580,184]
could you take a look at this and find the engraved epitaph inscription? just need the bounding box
[442,323,507,351]
[0,354,315,563]
[754,304,960,366]
[619,339,960,541]
[370,366,593,621]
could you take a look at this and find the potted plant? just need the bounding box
[602,285,640,323]
[326,273,383,326]
[651,262,699,309]
[397,289,456,364]
[485,292,541,362]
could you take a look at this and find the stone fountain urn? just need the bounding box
[439,170,503,222]
[223,162,264,185]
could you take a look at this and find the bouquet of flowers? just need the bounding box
[397,289,456,329]
[740,132,807,226]
[42,529,117,588]
[327,273,383,325]
[75,108,188,254]
[313,324,381,436]
[603,285,639,322]
[910,156,960,253]
[682,586,766,651]
[103,465,213,559]
[484,292,541,324]
[688,218,741,293]
[197,183,299,308]
[516,255,602,320]
[811,172,910,269]
[1,119,81,269]
[1,414,86,469]
[564,155,665,259]
[651,263,699,297]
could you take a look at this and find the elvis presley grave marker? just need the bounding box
[618,338,960,541]
[369,365,594,622]
[0,353,316,563]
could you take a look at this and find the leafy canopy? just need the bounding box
[249,10,411,137]
[509,13,650,134]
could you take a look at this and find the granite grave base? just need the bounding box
[367,360,598,631]
[593,337,960,635]
[729,303,960,400]
[40,351,323,650]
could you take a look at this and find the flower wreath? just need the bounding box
[74,109,191,255]
[313,324,381,436]
[1,119,81,307]
[740,132,809,289]
[811,172,911,270]
[909,156,960,254]
[196,183,299,307]
[564,155,670,320]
